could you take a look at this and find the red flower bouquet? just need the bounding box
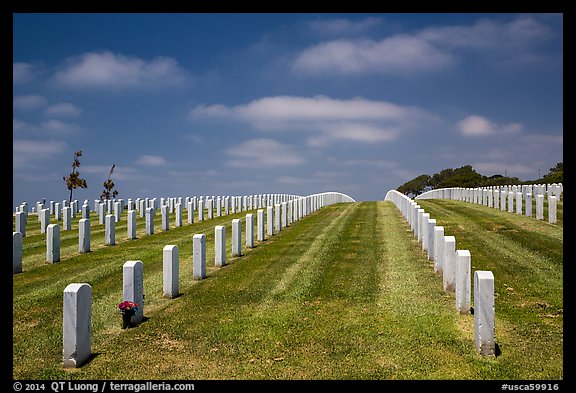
[118,301,139,329]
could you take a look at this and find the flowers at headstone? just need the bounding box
[118,301,138,329]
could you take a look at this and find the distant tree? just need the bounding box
[100,164,119,201]
[397,174,431,197]
[396,162,563,197]
[63,150,88,203]
[550,163,563,173]
[429,167,455,188]
[542,162,563,183]
[483,175,521,187]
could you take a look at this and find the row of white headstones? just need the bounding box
[13,193,315,238]
[12,193,353,274]
[14,191,355,368]
[385,189,496,357]
[415,183,563,224]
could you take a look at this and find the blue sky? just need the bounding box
[12,13,563,205]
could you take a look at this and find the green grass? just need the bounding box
[12,201,563,379]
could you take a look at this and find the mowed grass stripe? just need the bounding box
[261,202,356,303]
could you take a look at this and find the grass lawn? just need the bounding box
[12,200,563,380]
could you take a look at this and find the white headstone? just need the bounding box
[421,213,430,251]
[267,206,274,237]
[114,201,121,222]
[82,203,90,220]
[246,214,254,249]
[433,226,444,274]
[257,209,265,241]
[275,204,281,232]
[525,192,532,217]
[161,205,170,231]
[55,203,62,221]
[187,201,195,224]
[79,218,90,253]
[207,199,213,220]
[415,208,424,239]
[232,219,242,257]
[47,224,60,263]
[536,194,544,220]
[13,231,23,274]
[163,245,179,299]
[62,283,91,368]
[175,203,182,227]
[16,211,26,237]
[281,202,288,229]
[549,196,557,224]
[215,226,227,267]
[127,210,137,240]
[99,203,105,224]
[427,218,436,261]
[216,197,222,217]
[193,234,206,280]
[62,207,72,231]
[474,270,495,356]
[455,250,471,314]
[123,261,144,324]
[105,214,115,245]
[40,208,50,234]
[198,200,204,222]
[146,207,155,235]
[443,236,456,292]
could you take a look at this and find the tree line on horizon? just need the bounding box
[397,163,563,198]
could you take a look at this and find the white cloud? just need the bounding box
[308,17,383,36]
[456,115,523,137]
[224,138,305,168]
[45,102,82,117]
[192,95,430,147]
[189,104,232,120]
[13,139,67,169]
[13,95,48,111]
[419,16,554,51]
[53,51,188,89]
[41,119,81,134]
[13,62,37,84]
[135,155,168,167]
[309,122,399,147]
[233,96,418,124]
[13,117,81,136]
[456,115,496,136]
[293,16,555,76]
[293,36,454,75]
